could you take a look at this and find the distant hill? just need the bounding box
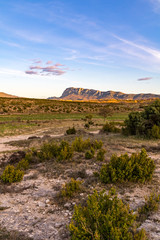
[0,92,17,98]
[48,87,160,101]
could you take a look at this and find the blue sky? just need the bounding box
[0,0,160,98]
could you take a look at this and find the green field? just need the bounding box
[0,112,129,136]
[0,112,128,122]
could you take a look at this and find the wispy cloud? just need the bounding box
[112,35,160,59]
[33,59,42,64]
[0,68,25,77]
[137,77,153,81]
[149,0,160,12]
[25,61,67,76]
[14,30,46,43]
[0,40,23,48]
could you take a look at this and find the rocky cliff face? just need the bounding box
[49,87,160,100]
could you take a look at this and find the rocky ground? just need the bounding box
[0,130,160,240]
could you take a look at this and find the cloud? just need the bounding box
[25,70,38,75]
[34,60,42,64]
[46,61,53,64]
[25,61,66,76]
[0,40,23,48]
[137,77,153,81]
[149,0,160,12]
[30,65,42,70]
[113,35,160,60]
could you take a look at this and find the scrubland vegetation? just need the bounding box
[0,98,160,239]
[123,100,160,139]
[0,97,153,136]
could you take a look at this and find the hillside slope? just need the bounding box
[0,92,17,98]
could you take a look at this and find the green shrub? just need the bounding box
[36,140,73,162]
[72,137,91,152]
[69,188,147,240]
[57,140,73,161]
[100,148,155,183]
[85,147,95,159]
[96,148,106,161]
[24,148,38,163]
[66,127,76,135]
[1,165,24,183]
[38,141,59,160]
[61,178,82,198]
[123,100,160,138]
[150,125,160,139]
[102,121,120,133]
[92,139,103,149]
[72,137,103,152]
[16,159,29,170]
[84,123,90,129]
[137,192,160,222]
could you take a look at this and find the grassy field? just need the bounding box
[0,97,152,136]
[0,112,128,122]
[0,112,129,136]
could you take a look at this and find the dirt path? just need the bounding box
[0,129,99,153]
[0,132,64,153]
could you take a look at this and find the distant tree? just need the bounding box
[99,106,113,121]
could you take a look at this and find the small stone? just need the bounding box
[85,169,93,176]
[46,199,50,204]
[64,202,71,209]
[38,202,46,208]
[55,222,63,228]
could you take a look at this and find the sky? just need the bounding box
[0,0,160,98]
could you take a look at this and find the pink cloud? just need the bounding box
[25,70,38,75]
[30,65,42,70]
[46,61,53,64]
[55,63,64,67]
[25,61,67,76]
[137,77,152,81]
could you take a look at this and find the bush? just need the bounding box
[102,121,120,133]
[92,139,103,149]
[57,140,73,161]
[84,123,90,129]
[1,165,24,183]
[69,188,147,239]
[38,141,59,160]
[16,159,29,170]
[61,178,82,198]
[96,148,106,161]
[66,127,76,135]
[28,140,74,162]
[72,137,103,152]
[83,115,94,129]
[137,192,160,222]
[150,125,160,139]
[123,100,160,138]
[100,148,155,183]
[72,137,91,152]
[85,147,95,159]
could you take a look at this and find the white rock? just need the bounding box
[38,202,46,208]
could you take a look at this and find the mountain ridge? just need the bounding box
[48,87,160,100]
